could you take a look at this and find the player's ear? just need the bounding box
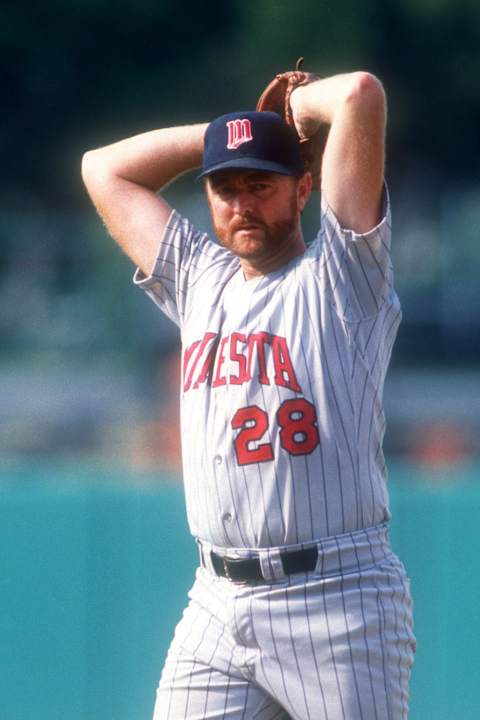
[204,178,214,206]
[297,172,312,212]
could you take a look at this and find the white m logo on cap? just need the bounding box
[226,119,253,150]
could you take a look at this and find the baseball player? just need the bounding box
[82,69,416,719]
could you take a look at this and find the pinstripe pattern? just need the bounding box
[135,187,415,718]
[134,188,400,548]
[153,526,414,719]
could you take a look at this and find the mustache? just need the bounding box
[230,215,265,232]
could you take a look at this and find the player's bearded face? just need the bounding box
[206,172,302,262]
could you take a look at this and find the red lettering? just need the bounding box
[182,340,201,391]
[245,332,271,385]
[229,332,247,384]
[232,399,319,466]
[272,336,301,392]
[226,119,253,150]
[212,336,229,388]
[193,335,219,389]
[184,331,302,394]
[231,405,274,465]
[183,332,217,391]
[277,398,319,455]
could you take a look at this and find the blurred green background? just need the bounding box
[1,1,479,718]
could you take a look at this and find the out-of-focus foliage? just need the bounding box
[2,0,480,206]
[2,1,237,204]
[238,0,480,181]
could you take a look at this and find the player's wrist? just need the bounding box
[289,82,323,139]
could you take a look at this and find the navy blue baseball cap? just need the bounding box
[198,110,304,179]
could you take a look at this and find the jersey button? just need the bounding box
[214,455,222,465]
[223,512,232,523]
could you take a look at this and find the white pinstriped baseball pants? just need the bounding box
[153,524,415,720]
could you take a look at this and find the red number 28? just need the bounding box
[231,398,319,466]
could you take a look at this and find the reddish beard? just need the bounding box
[214,197,300,260]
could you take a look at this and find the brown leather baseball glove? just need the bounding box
[256,58,324,190]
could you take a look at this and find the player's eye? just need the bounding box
[215,186,234,198]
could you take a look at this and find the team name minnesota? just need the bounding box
[183,331,302,393]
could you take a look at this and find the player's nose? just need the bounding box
[230,189,256,214]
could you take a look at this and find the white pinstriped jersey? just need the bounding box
[134,188,401,549]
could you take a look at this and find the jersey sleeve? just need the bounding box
[133,209,234,328]
[309,184,395,322]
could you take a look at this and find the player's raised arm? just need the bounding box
[290,72,386,233]
[81,124,207,276]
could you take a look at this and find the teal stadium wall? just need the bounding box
[1,461,479,720]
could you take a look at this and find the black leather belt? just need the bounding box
[209,546,318,583]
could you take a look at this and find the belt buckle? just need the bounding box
[223,556,251,583]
